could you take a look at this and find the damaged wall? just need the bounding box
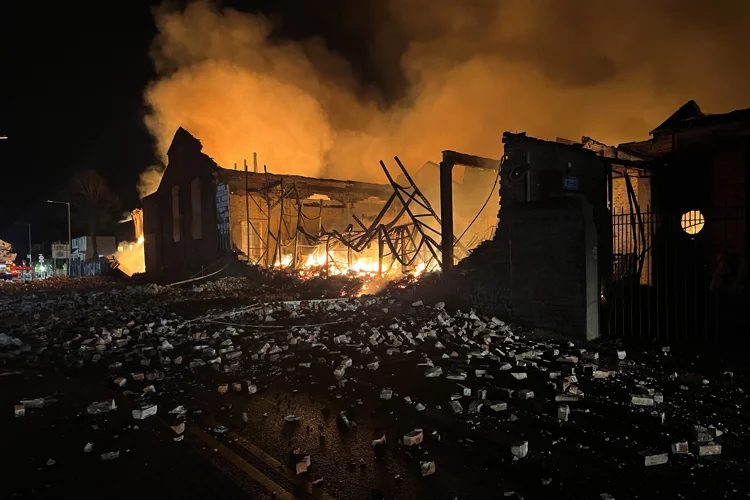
[143,128,221,275]
[457,133,606,340]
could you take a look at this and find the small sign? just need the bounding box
[52,244,70,260]
[563,175,579,190]
[38,254,44,263]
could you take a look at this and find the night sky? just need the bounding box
[1,2,159,253]
[2,0,748,259]
[0,0,383,257]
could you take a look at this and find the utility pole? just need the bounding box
[47,200,71,275]
[14,222,32,279]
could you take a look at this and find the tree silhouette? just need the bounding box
[67,170,121,257]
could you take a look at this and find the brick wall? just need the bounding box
[460,197,598,338]
[455,133,603,340]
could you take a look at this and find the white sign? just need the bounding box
[38,254,44,263]
[52,244,70,260]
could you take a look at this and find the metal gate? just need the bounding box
[605,205,747,344]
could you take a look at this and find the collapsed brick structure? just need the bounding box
[456,132,614,340]
[143,128,395,275]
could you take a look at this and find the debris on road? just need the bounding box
[132,404,157,420]
[1,275,746,499]
[87,400,117,415]
[511,441,529,459]
[420,461,436,477]
[403,429,424,446]
[642,452,668,466]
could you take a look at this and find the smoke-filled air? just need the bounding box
[140,0,750,197]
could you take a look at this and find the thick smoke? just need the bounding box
[140,0,750,196]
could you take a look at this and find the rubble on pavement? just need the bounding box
[1,273,748,499]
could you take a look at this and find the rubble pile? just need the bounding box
[1,279,748,498]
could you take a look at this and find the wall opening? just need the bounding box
[191,178,202,240]
[172,185,180,243]
[681,210,705,235]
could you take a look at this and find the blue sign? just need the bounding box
[563,176,579,190]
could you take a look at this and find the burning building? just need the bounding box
[142,128,477,277]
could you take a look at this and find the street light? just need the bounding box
[47,200,71,275]
[14,222,32,278]
[0,136,7,140]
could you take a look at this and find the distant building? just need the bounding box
[71,236,116,261]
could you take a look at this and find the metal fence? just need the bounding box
[606,206,748,344]
[69,257,115,277]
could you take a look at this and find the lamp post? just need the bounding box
[47,200,71,275]
[14,222,32,278]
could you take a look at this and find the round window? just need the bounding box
[680,210,705,235]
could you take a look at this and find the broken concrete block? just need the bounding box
[14,405,25,418]
[510,372,527,380]
[631,396,654,406]
[582,351,599,361]
[87,399,117,415]
[617,350,627,360]
[511,441,529,459]
[143,385,156,394]
[653,393,664,404]
[420,461,436,477]
[691,442,722,456]
[113,377,127,387]
[458,384,471,397]
[425,366,443,378]
[403,429,424,446]
[446,371,467,381]
[232,383,242,392]
[693,425,721,442]
[132,404,157,420]
[641,452,668,466]
[294,454,311,475]
[671,442,689,454]
[372,434,387,447]
[338,411,353,428]
[468,401,483,413]
[101,451,120,461]
[84,442,94,453]
[450,400,463,414]
[477,389,487,400]
[489,401,507,412]
[367,361,380,371]
[555,394,581,402]
[592,370,612,379]
[171,422,186,435]
[518,389,534,400]
[636,385,655,396]
[380,388,393,400]
[284,415,301,424]
[217,384,229,394]
[558,405,570,421]
[247,383,258,394]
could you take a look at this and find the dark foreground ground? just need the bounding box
[1,276,749,499]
